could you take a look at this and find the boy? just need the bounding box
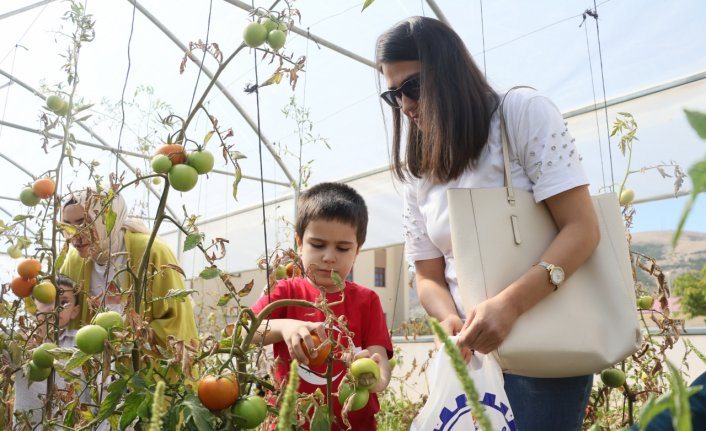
[13,274,82,426]
[251,182,393,430]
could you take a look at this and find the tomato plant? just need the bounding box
[338,383,369,411]
[243,22,268,48]
[27,361,51,382]
[301,333,330,367]
[168,164,199,192]
[32,280,56,304]
[75,324,108,354]
[154,143,187,164]
[187,150,215,174]
[231,395,268,429]
[350,358,380,390]
[151,154,172,174]
[19,187,40,206]
[45,94,66,113]
[17,258,41,279]
[32,342,57,368]
[32,177,55,199]
[266,29,286,51]
[600,368,626,388]
[10,276,35,297]
[197,374,239,411]
[93,310,123,331]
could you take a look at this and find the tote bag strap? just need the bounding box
[498,85,536,205]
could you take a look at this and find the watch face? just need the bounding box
[551,267,565,285]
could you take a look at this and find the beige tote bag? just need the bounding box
[447,91,642,378]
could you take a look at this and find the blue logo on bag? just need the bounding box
[433,392,517,431]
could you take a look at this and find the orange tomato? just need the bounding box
[197,374,239,411]
[17,258,41,279]
[301,333,331,367]
[32,178,56,199]
[11,276,36,298]
[154,144,187,165]
[286,262,301,278]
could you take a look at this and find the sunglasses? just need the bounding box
[380,76,420,109]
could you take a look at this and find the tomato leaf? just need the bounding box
[149,288,196,304]
[673,161,706,247]
[64,349,91,371]
[199,266,221,280]
[182,394,216,431]
[310,405,332,431]
[13,215,33,222]
[63,399,79,427]
[232,168,242,201]
[685,109,706,140]
[237,279,255,297]
[105,207,117,236]
[203,130,215,147]
[119,391,144,430]
[217,293,233,306]
[183,232,204,252]
[361,0,375,11]
[96,377,128,422]
[54,242,69,274]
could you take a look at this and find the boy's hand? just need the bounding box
[283,321,327,366]
[353,347,390,393]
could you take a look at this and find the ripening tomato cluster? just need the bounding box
[338,358,381,412]
[197,374,269,429]
[151,144,214,192]
[10,258,56,306]
[19,177,56,207]
[242,16,288,51]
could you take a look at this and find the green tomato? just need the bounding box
[32,342,58,369]
[32,281,56,304]
[93,310,123,332]
[187,150,215,175]
[261,17,278,33]
[619,188,635,206]
[338,383,369,411]
[600,368,626,388]
[75,324,108,355]
[168,164,199,192]
[28,361,52,381]
[46,95,66,113]
[151,154,172,174]
[152,177,162,185]
[274,265,287,280]
[637,295,653,310]
[19,187,41,207]
[350,358,380,390]
[231,395,268,429]
[243,22,268,48]
[7,245,23,259]
[266,29,286,51]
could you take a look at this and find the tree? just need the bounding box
[672,265,706,318]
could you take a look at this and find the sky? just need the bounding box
[0,0,705,274]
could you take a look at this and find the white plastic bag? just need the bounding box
[411,346,517,431]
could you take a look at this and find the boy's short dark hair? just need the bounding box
[296,182,368,246]
[55,274,79,306]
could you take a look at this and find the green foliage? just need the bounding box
[672,265,706,317]
[674,109,706,246]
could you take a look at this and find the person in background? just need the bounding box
[250,182,393,430]
[375,16,600,430]
[60,187,198,345]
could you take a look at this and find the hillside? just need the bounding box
[630,230,706,289]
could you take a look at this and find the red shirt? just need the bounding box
[252,277,394,430]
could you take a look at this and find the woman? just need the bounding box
[376,17,600,429]
[60,187,198,345]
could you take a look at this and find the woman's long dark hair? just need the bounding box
[376,16,499,183]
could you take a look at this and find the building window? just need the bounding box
[374,249,386,287]
[374,267,385,287]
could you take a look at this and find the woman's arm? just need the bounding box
[416,257,466,341]
[458,185,600,353]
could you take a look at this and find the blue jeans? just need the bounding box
[504,373,593,431]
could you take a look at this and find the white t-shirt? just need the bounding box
[403,88,589,318]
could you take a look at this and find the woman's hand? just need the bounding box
[437,314,472,361]
[281,321,327,365]
[457,296,520,354]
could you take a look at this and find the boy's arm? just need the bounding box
[252,319,326,365]
[353,345,391,394]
